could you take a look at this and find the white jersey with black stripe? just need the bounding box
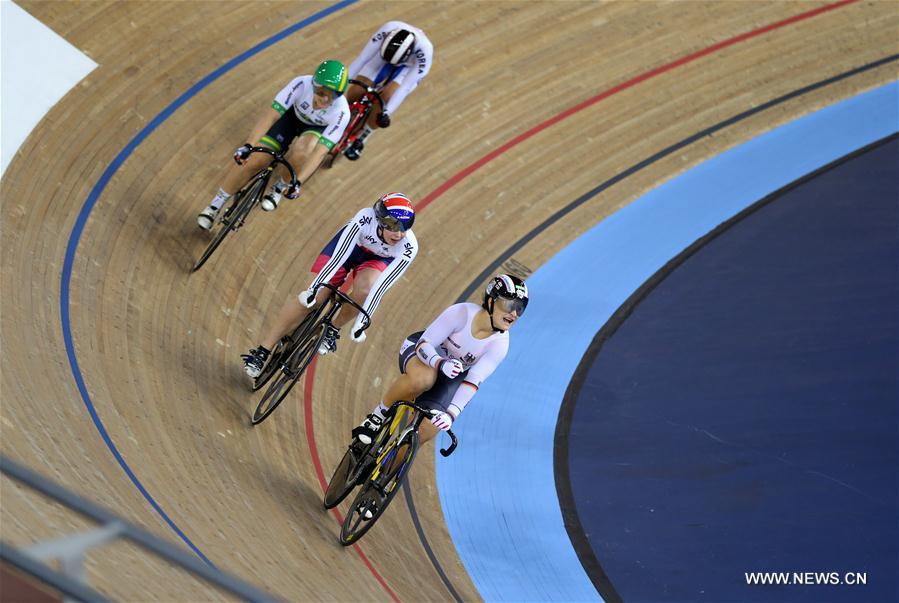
[309,207,418,319]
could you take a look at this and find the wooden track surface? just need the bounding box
[2,1,896,600]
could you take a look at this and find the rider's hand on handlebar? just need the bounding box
[376,112,391,128]
[299,287,317,308]
[350,325,367,344]
[285,181,302,199]
[233,143,253,165]
[430,411,453,432]
[439,358,464,379]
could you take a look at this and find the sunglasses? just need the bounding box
[495,296,527,316]
[313,84,339,100]
[377,216,406,232]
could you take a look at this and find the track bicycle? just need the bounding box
[322,79,385,169]
[191,147,297,272]
[250,283,371,425]
[324,400,457,545]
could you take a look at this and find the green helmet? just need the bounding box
[313,59,348,95]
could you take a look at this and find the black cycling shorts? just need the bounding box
[259,109,325,153]
[397,331,467,413]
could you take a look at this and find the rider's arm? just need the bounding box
[383,34,432,115]
[352,233,419,334]
[307,210,366,291]
[318,101,351,151]
[415,303,468,369]
[446,338,509,417]
[272,76,305,115]
[243,77,303,147]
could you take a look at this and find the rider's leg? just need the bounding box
[383,356,437,408]
[333,266,380,329]
[257,285,332,351]
[220,107,282,196]
[199,108,281,228]
[259,133,315,211]
[354,356,436,443]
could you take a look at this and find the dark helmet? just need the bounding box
[483,274,529,320]
[380,29,416,65]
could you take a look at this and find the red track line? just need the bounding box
[416,0,860,212]
[303,358,403,603]
[301,0,859,599]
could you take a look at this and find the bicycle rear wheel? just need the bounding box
[251,322,324,425]
[339,430,419,545]
[191,178,264,272]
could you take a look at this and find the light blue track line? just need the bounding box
[59,0,357,565]
[436,82,899,602]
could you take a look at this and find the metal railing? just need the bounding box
[1,454,277,602]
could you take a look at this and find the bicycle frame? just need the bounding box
[309,282,372,339]
[332,79,385,156]
[191,147,298,272]
[372,401,458,470]
[250,283,373,424]
[334,400,458,543]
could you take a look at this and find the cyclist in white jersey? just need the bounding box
[342,21,433,161]
[197,60,351,230]
[242,193,418,378]
[353,274,529,445]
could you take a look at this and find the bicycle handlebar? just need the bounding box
[347,79,385,112]
[393,401,458,457]
[313,282,372,338]
[248,146,299,186]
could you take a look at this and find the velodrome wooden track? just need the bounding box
[1,1,896,600]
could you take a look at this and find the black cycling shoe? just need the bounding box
[344,139,364,161]
[241,346,270,379]
[318,329,339,355]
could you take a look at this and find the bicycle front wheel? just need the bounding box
[252,301,325,392]
[191,178,265,272]
[323,441,371,509]
[251,322,324,425]
[339,430,419,545]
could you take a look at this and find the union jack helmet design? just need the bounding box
[373,192,415,232]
